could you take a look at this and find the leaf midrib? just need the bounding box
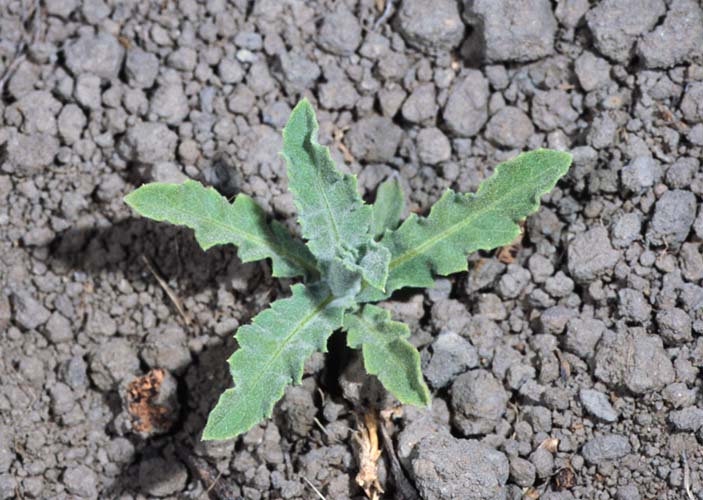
[314,162,342,247]
[388,167,557,271]
[163,204,317,274]
[247,292,334,392]
[207,291,335,432]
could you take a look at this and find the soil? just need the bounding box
[1,0,703,499]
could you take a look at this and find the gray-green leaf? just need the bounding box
[343,304,430,407]
[323,241,390,306]
[365,149,572,298]
[202,283,342,440]
[124,180,317,278]
[371,176,405,239]
[282,99,372,262]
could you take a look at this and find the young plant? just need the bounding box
[124,99,572,441]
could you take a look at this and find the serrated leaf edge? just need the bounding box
[124,181,318,276]
[344,305,431,408]
[387,150,571,274]
[202,285,337,440]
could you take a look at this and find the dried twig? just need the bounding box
[141,255,191,325]
[378,409,420,500]
[0,0,41,94]
[333,127,355,163]
[373,0,395,29]
[302,476,327,500]
[683,450,695,500]
[175,444,241,500]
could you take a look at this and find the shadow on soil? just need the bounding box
[47,217,254,294]
[47,218,262,498]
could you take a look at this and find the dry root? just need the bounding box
[353,410,384,500]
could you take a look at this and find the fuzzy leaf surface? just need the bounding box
[203,284,342,440]
[282,99,372,262]
[371,177,405,239]
[343,305,430,407]
[124,180,317,278]
[362,150,572,299]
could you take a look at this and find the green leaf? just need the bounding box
[343,304,430,407]
[320,241,390,307]
[371,177,405,239]
[124,180,317,279]
[357,240,391,290]
[202,283,342,440]
[368,149,572,298]
[282,99,372,262]
[323,255,363,306]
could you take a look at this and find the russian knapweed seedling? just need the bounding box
[125,99,572,440]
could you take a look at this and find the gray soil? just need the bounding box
[1,0,703,499]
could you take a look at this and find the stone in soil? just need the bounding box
[62,465,98,498]
[118,121,178,166]
[401,83,437,124]
[462,0,557,63]
[442,70,489,138]
[317,8,362,55]
[579,388,618,422]
[586,0,665,63]
[141,324,192,375]
[637,0,703,68]
[44,312,73,344]
[421,331,478,389]
[620,157,661,193]
[484,106,534,149]
[89,337,141,391]
[611,212,642,248]
[395,0,465,55]
[138,456,188,497]
[680,243,703,282]
[58,104,87,145]
[668,407,703,433]
[64,31,125,79]
[567,226,620,283]
[346,115,403,162]
[417,127,452,165]
[2,131,59,177]
[451,369,509,435]
[509,456,536,487]
[646,190,697,247]
[563,318,606,359]
[581,434,632,464]
[10,289,50,331]
[574,51,611,91]
[656,308,692,346]
[409,434,509,500]
[594,329,674,394]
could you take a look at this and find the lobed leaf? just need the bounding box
[343,304,430,407]
[282,99,390,294]
[361,150,572,299]
[371,177,405,240]
[202,283,342,440]
[124,180,317,278]
[282,99,372,262]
